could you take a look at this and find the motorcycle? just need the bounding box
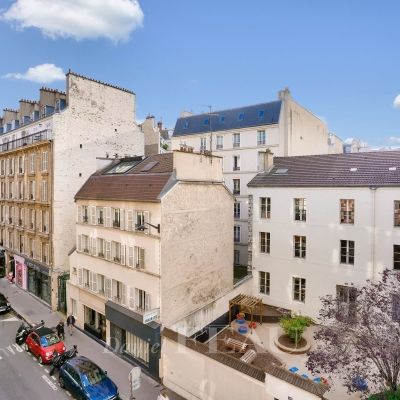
[15,323,31,345]
[49,345,78,376]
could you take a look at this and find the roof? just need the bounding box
[162,328,328,398]
[75,153,174,202]
[35,327,55,337]
[173,101,282,137]
[249,150,400,188]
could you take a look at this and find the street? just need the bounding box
[0,311,70,400]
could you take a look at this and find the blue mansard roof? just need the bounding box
[173,100,282,137]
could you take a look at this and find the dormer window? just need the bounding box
[237,112,245,121]
[203,117,210,126]
[183,121,189,129]
[219,115,225,123]
[258,110,265,119]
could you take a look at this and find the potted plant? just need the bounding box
[279,315,313,347]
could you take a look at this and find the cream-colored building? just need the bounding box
[67,151,234,377]
[248,151,400,319]
[0,71,143,309]
[171,89,343,271]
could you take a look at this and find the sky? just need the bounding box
[0,0,399,148]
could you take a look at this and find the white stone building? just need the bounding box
[0,71,143,309]
[248,150,400,318]
[171,89,343,270]
[67,151,234,377]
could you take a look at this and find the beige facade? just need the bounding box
[67,151,234,376]
[171,89,343,269]
[0,72,143,309]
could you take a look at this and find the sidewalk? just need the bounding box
[0,278,185,400]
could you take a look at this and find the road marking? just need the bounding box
[41,375,58,391]
[12,343,23,353]
[0,316,19,322]
[51,376,56,381]
[6,346,15,355]
[66,391,71,397]
[45,368,49,374]
[38,363,43,367]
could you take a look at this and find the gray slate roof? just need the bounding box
[173,101,281,136]
[248,151,400,188]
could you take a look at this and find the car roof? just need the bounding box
[34,327,55,337]
[67,356,100,373]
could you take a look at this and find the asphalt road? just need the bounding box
[0,312,71,400]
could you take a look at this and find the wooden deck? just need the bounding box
[244,304,290,323]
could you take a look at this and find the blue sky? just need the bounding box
[0,0,399,147]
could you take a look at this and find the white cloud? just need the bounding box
[389,136,400,144]
[1,0,144,43]
[394,95,400,109]
[3,63,65,83]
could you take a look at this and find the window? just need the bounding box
[233,179,240,195]
[234,202,241,219]
[234,250,240,265]
[219,115,225,123]
[29,181,35,200]
[135,211,149,231]
[337,285,357,320]
[41,181,48,202]
[294,235,306,258]
[340,199,354,224]
[112,280,125,303]
[82,206,89,223]
[42,211,49,233]
[233,155,240,171]
[71,299,77,317]
[111,241,121,262]
[294,198,306,221]
[237,112,244,121]
[135,288,150,312]
[183,121,189,129]
[125,332,150,365]
[18,156,24,174]
[97,274,105,295]
[81,235,90,253]
[293,277,306,302]
[257,130,266,145]
[259,271,270,295]
[258,110,265,119]
[41,152,48,172]
[200,137,207,151]
[216,135,223,149]
[203,117,209,126]
[395,201,400,227]
[234,226,241,243]
[8,158,14,175]
[340,240,355,265]
[8,182,13,199]
[394,245,400,270]
[260,232,270,254]
[30,154,36,173]
[97,207,104,225]
[42,243,49,264]
[260,197,270,219]
[97,238,105,258]
[112,208,120,228]
[135,246,145,269]
[233,133,240,148]
[0,160,4,175]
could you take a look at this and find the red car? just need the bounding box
[24,326,66,364]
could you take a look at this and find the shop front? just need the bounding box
[84,305,106,341]
[14,255,27,290]
[0,249,5,278]
[105,301,160,378]
[26,259,51,305]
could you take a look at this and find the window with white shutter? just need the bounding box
[135,247,145,269]
[121,283,127,306]
[127,210,133,231]
[129,287,135,309]
[77,235,82,252]
[105,241,111,260]
[128,246,134,267]
[105,207,111,228]
[78,269,83,286]
[105,278,112,299]
[91,237,97,256]
[90,206,96,225]
[121,245,126,265]
[92,273,98,292]
[77,205,82,223]
[120,209,125,231]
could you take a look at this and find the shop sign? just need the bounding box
[143,308,160,325]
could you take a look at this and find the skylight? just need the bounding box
[389,167,397,171]
[350,168,358,172]
[105,160,140,174]
[274,168,288,174]
[141,161,159,172]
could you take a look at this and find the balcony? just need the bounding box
[0,130,52,153]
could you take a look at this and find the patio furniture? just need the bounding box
[240,349,257,364]
[238,325,248,334]
[301,374,309,379]
[288,366,299,373]
[229,294,263,333]
[224,337,248,353]
[313,377,321,383]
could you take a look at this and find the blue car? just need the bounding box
[59,356,119,400]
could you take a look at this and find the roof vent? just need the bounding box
[350,168,358,172]
[274,168,288,174]
[389,167,397,171]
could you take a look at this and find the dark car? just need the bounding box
[0,293,11,314]
[24,326,66,364]
[59,356,119,400]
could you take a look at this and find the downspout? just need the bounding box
[370,187,377,281]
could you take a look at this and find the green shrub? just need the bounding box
[369,390,400,399]
[279,315,313,346]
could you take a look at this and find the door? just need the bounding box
[30,334,40,356]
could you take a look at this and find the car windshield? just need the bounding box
[81,366,107,387]
[40,333,60,347]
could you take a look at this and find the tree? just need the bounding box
[279,315,313,346]
[306,270,400,397]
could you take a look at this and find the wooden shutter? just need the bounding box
[121,244,126,265]
[105,241,111,260]
[90,206,96,225]
[128,246,134,267]
[105,207,111,228]
[127,210,133,231]
[120,209,125,231]
[121,284,127,306]
[77,205,82,223]
[77,235,82,252]
[78,269,83,286]
[129,287,135,309]
[105,278,112,299]
[91,237,97,256]
[92,273,98,292]
[144,211,150,234]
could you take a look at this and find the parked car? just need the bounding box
[0,293,11,314]
[59,356,119,400]
[24,327,65,364]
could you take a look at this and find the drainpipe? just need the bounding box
[370,187,377,281]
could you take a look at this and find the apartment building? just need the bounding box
[0,71,143,309]
[67,151,234,377]
[171,89,343,270]
[248,151,400,318]
[141,115,172,155]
